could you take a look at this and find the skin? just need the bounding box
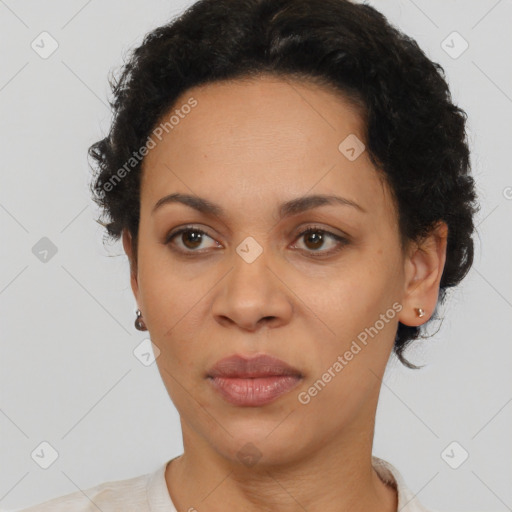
[122,74,448,512]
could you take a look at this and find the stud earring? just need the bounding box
[135,309,148,331]
[415,307,426,318]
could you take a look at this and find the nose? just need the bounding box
[210,248,294,332]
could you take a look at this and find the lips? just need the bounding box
[207,353,303,379]
[206,354,303,406]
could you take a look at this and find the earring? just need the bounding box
[415,307,426,318]
[135,309,148,331]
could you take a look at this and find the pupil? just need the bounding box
[306,231,323,249]
[184,231,202,248]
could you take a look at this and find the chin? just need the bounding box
[207,419,312,468]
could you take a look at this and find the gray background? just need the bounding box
[1,0,511,510]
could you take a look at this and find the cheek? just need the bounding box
[136,240,195,326]
[304,254,401,370]
[137,264,213,377]
[298,255,393,325]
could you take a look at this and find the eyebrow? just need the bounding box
[151,192,366,219]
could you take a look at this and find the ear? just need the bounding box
[122,229,140,304]
[398,221,448,327]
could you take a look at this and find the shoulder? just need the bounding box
[13,471,153,512]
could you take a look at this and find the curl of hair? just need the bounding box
[88,0,480,368]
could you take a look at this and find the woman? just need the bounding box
[19,0,478,510]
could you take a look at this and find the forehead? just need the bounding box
[140,75,393,223]
[148,74,365,158]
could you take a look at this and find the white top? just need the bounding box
[14,456,436,512]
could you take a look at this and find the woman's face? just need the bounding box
[123,75,429,466]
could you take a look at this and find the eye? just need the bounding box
[165,226,220,255]
[292,225,349,257]
[165,224,349,257]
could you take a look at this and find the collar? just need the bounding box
[147,455,432,512]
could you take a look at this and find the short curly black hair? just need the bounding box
[88,0,479,368]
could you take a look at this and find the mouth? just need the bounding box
[206,353,303,407]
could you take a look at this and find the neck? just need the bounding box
[165,418,397,512]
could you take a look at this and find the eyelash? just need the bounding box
[165,225,349,258]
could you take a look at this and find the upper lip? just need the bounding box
[207,354,303,378]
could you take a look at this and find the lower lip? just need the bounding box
[207,375,302,406]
